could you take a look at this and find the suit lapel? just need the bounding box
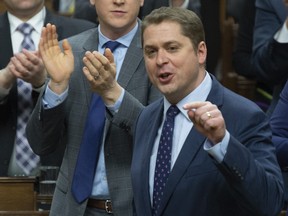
[157,128,206,215]
[117,21,143,89]
[157,74,224,215]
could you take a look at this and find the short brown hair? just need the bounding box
[141,7,205,52]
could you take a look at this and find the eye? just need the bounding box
[167,45,178,52]
[144,48,156,58]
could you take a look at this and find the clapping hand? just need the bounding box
[39,23,74,94]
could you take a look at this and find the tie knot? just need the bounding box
[167,105,180,118]
[104,41,121,52]
[17,23,34,36]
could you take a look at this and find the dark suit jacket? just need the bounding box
[233,0,256,79]
[253,0,288,115]
[270,80,288,169]
[0,8,95,176]
[132,74,284,216]
[139,0,200,20]
[26,22,161,216]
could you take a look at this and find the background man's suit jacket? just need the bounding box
[26,23,161,216]
[0,8,95,176]
[132,74,284,216]
[253,0,288,115]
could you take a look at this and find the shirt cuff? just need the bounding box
[32,83,46,93]
[204,130,230,162]
[42,85,68,109]
[106,87,125,113]
[274,22,288,43]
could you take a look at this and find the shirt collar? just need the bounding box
[163,71,212,121]
[98,21,139,49]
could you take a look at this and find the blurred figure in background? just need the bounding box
[0,0,95,177]
[253,0,288,116]
[232,0,272,112]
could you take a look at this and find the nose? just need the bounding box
[114,0,124,4]
[156,49,169,66]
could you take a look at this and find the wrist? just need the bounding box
[101,84,122,106]
[0,68,16,89]
[48,80,69,95]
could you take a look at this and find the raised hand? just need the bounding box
[183,101,226,145]
[39,23,74,94]
[82,48,123,105]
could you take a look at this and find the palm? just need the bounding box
[39,24,74,84]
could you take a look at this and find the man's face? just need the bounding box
[4,0,44,19]
[90,0,144,38]
[143,21,207,104]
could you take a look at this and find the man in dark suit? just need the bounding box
[253,0,288,116]
[26,0,161,215]
[132,7,284,216]
[0,0,95,177]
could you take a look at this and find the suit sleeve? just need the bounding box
[217,94,284,215]
[270,81,288,169]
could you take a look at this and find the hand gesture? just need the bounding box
[39,23,74,94]
[9,49,46,87]
[183,101,226,145]
[82,48,123,105]
[0,50,45,89]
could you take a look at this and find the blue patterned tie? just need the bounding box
[17,23,35,51]
[153,105,180,215]
[15,23,39,175]
[72,41,121,203]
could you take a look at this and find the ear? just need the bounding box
[140,0,145,7]
[90,0,95,5]
[197,41,207,65]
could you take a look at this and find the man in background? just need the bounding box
[0,0,95,177]
[26,0,161,215]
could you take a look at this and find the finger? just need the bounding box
[51,24,58,47]
[92,51,115,78]
[183,101,207,111]
[62,39,73,57]
[83,66,96,82]
[84,51,102,72]
[104,48,115,65]
[46,23,54,49]
[22,49,40,65]
[14,53,34,72]
[39,26,47,58]
[9,59,29,78]
[83,54,99,77]
[10,56,27,72]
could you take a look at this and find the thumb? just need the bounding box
[62,39,73,56]
[104,48,115,64]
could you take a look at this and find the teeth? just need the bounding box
[161,74,169,78]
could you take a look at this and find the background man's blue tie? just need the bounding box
[72,41,121,203]
[152,105,180,215]
[15,22,40,175]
